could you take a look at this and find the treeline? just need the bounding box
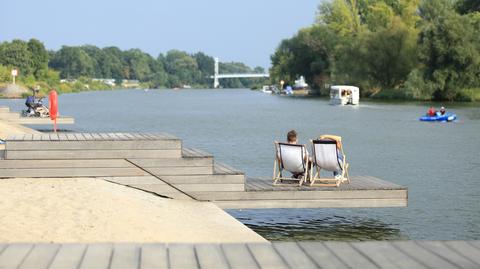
[270,0,480,101]
[0,39,267,93]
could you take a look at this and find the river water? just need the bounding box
[2,89,479,241]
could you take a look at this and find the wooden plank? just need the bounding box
[273,242,317,269]
[146,166,213,176]
[140,244,168,269]
[112,133,129,140]
[17,244,60,269]
[247,243,289,269]
[323,242,378,269]
[13,117,74,125]
[168,244,199,269]
[161,174,245,185]
[416,241,478,269]
[351,241,427,269]
[6,149,181,159]
[129,184,192,200]
[110,244,140,269]
[99,133,112,140]
[48,244,87,269]
[298,242,349,269]
[49,133,59,141]
[195,244,229,269]
[128,157,213,168]
[0,167,148,178]
[83,133,94,140]
[173,183,245,192]
[0,244,33,269]
[102,176,164,185]
[0,159,133,168]
[246,177,406,191]
[221,244,259,269]
[90,133,103,140]
[65,133,77,141]
[392,241,458,269]
[57,133,68,141]
[213,198,407,209]
[78,244,113,269]
[190,189,407,201]
[445,241,480,266]
[6,140,181,150]
[74,133,86,141]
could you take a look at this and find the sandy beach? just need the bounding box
[0,177,265,243]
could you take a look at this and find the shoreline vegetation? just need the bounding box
[269,0,480,102]
[0,39,268,98]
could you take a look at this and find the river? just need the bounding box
[2,88,479,241]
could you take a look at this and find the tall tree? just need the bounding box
[49,46,94,78]
[27,39,49,78]
[417,0,480,100]
[0,39,34,76]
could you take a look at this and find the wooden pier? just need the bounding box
[0,106,74,125]
[1,241,479,269]
[0,132,407,208]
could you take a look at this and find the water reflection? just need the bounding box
[229,209,408,241]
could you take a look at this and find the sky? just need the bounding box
[0,0,320,69]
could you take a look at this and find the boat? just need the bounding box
[330,85,360,105]
[290,76,311,96]
[419,113,457,122]
[261,85,277,94]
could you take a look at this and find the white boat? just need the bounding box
[289,76,311,96]
[262,85,274,94]
[330,85,359,105]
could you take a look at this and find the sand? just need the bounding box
[0,177,266,243]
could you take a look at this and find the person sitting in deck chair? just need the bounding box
[286,130,308,179]
[319,135,345,180]
[309,135,350,186]
[273,130,311,186]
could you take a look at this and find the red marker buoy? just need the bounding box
[49,90,58,132]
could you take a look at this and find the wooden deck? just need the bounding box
[0,132,408,209]
[0,106,74,125]
[0,241,479,269]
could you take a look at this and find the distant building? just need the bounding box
[92,78,116,87]
[122,80,140,88]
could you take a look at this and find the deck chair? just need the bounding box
[273,141,311,186]
[310,138,350,187]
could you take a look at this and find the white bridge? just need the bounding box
[210,58,269,88]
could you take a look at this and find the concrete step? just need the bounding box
[0,159,149,178]
[159,162,245,192]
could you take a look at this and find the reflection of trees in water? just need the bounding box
[231,211,408,241]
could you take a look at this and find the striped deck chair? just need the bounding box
[310,138,350,187]
[273,141,311,186]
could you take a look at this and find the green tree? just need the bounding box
[164,50,201,86]
[27,39,49,78]
[416,0,480,100]
[0,39,33,76]
[49,46,95,78]
[318,0,363,37]
[456,0,480,14]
